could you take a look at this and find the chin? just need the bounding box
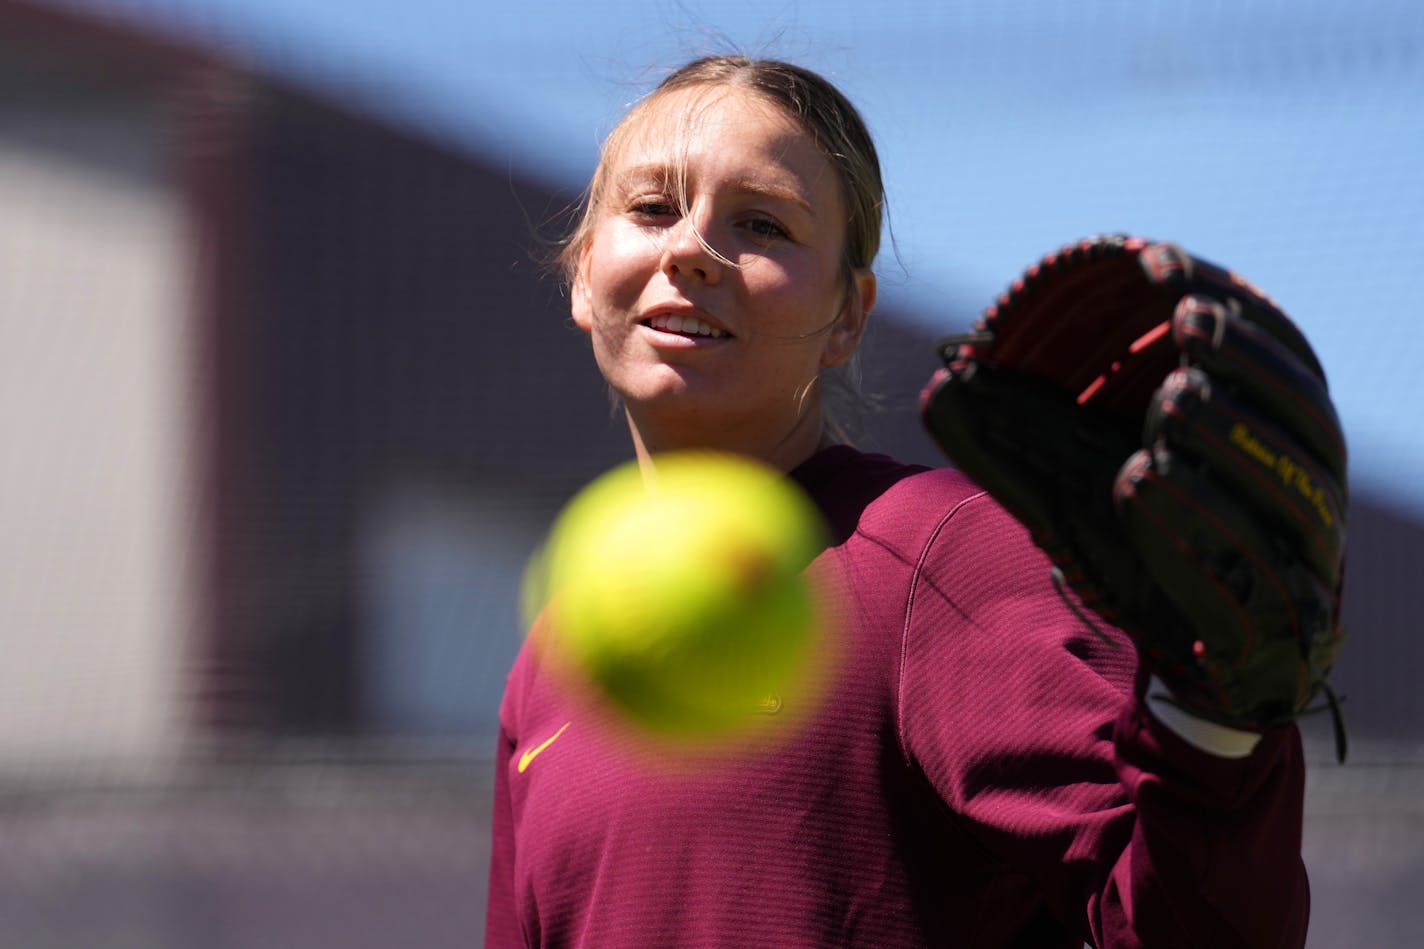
[617,365,714,406]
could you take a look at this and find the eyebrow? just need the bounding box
[615,164,816,217]
[734,178,816,216]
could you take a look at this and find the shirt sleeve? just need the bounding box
[898,492,1309,948]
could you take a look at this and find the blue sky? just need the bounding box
[61,0,1424,513]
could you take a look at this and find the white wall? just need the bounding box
[358,481,548,743]
[0,73,195,777]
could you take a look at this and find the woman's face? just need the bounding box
[571,85,875,469]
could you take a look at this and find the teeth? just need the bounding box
[649,314,728,338]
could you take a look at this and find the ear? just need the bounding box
[821,268,876,368]
[570,243,594,334]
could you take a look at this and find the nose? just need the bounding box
[660,211,723,285]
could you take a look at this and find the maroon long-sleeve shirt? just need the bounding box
[486,446,1308,947]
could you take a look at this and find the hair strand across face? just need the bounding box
[562,56,885,286]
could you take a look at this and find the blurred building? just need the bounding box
[0,0,953,767]
[0,0,603,764]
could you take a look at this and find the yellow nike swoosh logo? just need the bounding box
[518,722,571,773]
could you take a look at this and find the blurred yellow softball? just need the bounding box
[525,452,828,739]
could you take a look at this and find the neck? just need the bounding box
[626,404,836,475]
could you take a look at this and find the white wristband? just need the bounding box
[1145,676,1263,759]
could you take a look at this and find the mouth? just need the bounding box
[641,311,733,340]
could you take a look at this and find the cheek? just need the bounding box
[587,228,660,311]
[744,261,843,334]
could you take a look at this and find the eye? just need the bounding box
[628,198,678,220]
[741,216,790,241]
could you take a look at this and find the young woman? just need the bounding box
[486,56,1309,948]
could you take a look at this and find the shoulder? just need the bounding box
[792,445,991,550]
[798,450,1104,650]
[796,448,1044,629]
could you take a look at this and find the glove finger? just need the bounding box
[1157,251,1329,381]
[1173,295,1347,486]
[1114,450,1342,725]
[1145,366,1345,584]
